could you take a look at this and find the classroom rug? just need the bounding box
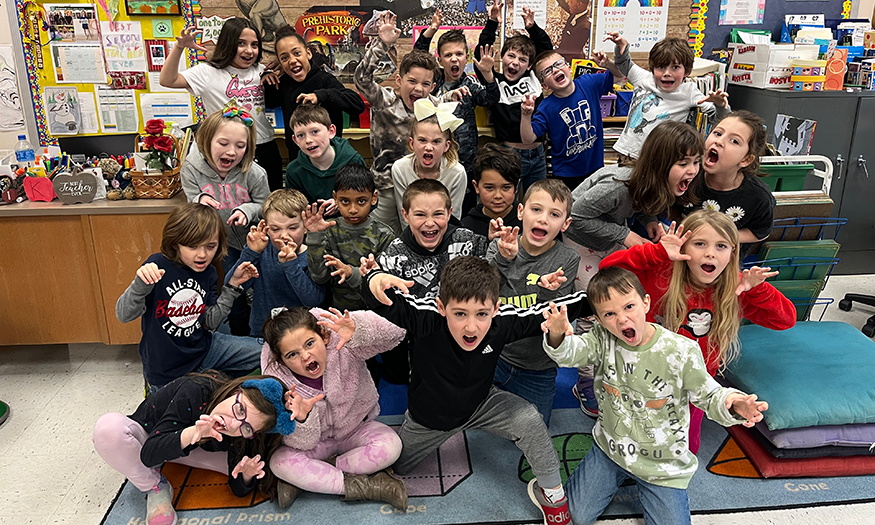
[101,370,875,525]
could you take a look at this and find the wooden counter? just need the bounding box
[0,195,186,346]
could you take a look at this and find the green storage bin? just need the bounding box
[771,279,824,321]
[759,163,814,191]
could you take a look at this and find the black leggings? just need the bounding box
[255,140,284,191]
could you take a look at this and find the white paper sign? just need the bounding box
[100,21,148,72]
[78,91,100,134]
[140,93,194,128]
[511,0,547,31]
[197,16,232,45]
[96,87,140,133]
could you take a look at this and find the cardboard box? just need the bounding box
[728,43,820,88]
[864,30,875,49]
[824,48,848,90]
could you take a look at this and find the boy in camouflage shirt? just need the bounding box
[354,11,465,234]
[303,165,395,311]
[538,266,768,525]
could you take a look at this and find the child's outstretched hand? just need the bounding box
[296,93,319,105]
[603,31,628,54]
[323,254,353,284]
[317,198,337,216]
[521,6,535,28]
[541,302,573,339]
[521,94,536,116]
[429,8,443,30]
[317,307,356,348]
[261,71,280,86]
[229,261,258,287]
[192,414,223,444]
[199,195,221,209]
[489,1,504,22]
[137,262,165,285]
[247,220,270,253]
[369,273,415,305]
[474,45,496,73]
[450,86,471,101]
[697,89,729,108]
[538,268,566,291]
[725,392,768,427]
[660,222,691,262]
[232,454,266,481]
[228,210,248,227]
[359,253,380,276]
[284,384,325,423]
[487,217,505,241]
[278,240,299,263]
[378,11,400,46]
[176,27,207,51]
[496,222,520,260]
[736,266,778,295]
[302,202,337,233]
[645,221,665,243]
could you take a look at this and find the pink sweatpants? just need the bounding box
[270,420,402,495]
[93,412,229,492]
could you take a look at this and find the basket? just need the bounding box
[130,133,181,199]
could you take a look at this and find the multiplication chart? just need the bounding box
[594,0,669,53]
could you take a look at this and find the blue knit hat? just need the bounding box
[242,378,296,435]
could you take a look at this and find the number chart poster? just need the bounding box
[593,0,670,53]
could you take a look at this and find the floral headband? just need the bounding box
[413,99,463,132]
[222,106,253,127]
[241,378,296,435]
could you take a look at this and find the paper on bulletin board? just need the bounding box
[50,43,107,84]
[100,21,148,72]
[0,45,25,131]
[593,0,669,53]
[140,93,193,127]
[719,0,766,25]
[44,87,81,135]
[96,86,139,133]
[79,91,100,134]
[511,0,547,30]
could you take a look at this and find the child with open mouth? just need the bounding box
[600,210,796,454]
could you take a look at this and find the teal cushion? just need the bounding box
[725,321,875,430]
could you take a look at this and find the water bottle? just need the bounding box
[14,135,36,165]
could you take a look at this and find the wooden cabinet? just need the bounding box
[0,196,182,346]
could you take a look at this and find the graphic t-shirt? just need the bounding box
[182,63,274,144]
[531,72,614,178]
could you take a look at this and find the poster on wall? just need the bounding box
[96,86,140,133]
[50,43,107,83]
[46,4,100,43]
[593,0,669,53]
[44,87,82,135]
[0,46,25,132]
[719,0,766,25]
[500,0,593,62]
[100,21,148,72]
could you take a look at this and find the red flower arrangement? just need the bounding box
[142,119,175,172]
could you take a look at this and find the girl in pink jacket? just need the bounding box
[261,307,407,510]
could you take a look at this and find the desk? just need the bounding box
[0,195,185,346]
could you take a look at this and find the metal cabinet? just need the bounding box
[726,85,875,264]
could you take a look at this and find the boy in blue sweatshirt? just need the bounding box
[225,189,324,337]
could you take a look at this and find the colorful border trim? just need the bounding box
[688,0,708,57]
[16,0,56,147]
[184,0,206,122]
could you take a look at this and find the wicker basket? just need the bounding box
[130,133,181,199]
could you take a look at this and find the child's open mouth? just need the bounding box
[420,229,439,241]
[219,157,235,169]
[409,95,422,108]
[621,327,637,342]
[661,79,675,88]
[194,259,208,269]
[215,415,228,432]
[307,145,320,154]
[507,65,519,77]
[305,360,320,374]
[291,65,304,75]
[701,263,716,274]
[553,72,567,84]
[422,153,434,165]
[530,227,548,241]
[451,65,461,76]
[678,178,691,193]
[462,335,477,346]
[705,148,719,166]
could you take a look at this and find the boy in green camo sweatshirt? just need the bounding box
[536,266,768,525]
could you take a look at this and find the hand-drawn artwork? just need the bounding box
[235,0,288,44]
[44,87,82,135]
[0,47,25,132]
[775,114,816,156]
[126,0,181,16]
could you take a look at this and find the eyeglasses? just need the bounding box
[232,392,255,439]
[539,58,568,81]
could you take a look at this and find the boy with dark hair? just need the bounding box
[354,12,466,234]
[362,256,591,525]
[461,142,522,237]
[521,50,623,190]
[539,266,767,525]
[488,178,580,425]
[303,164,396,311]
[606,33,729,159]
[414,11,500,211]
[284,104,365,212]
[226,189,325,337]
[476,3,554,195]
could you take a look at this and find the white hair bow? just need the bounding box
[413,99,463,132]
[270,307,288,319]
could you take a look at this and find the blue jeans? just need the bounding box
[503,144,547,197]
[493,358,557,426]
[566,445,691,525]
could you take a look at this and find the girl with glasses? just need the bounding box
[93,372,295,525]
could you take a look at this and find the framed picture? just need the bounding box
[126,0,181,16]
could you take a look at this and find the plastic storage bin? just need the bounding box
[759,163,814,191]
[614,91,633,116]
[599,93,616,118]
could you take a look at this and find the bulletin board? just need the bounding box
[15,0,199,146]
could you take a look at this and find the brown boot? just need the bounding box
[276,479,302,509]
[341,468,408,511]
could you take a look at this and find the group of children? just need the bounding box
[94,9,802,525]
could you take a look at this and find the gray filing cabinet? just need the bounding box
[727,85,875,268]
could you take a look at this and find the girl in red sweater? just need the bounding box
[601,209,795,453]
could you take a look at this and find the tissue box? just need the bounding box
[791,59,826,90]
[728,43,820,88]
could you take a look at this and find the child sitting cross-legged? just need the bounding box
[225,189,324,337]
[362,256,590,525]
[461,143,522,238]
[540,266,769,525]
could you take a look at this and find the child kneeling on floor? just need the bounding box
[540,266,769,525]
[93,372,295,525]
[262,307,408,510]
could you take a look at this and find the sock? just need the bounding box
[541,485,566,504]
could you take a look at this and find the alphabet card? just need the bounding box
[100,21,148,72]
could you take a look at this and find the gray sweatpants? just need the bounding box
[394,386,562,489]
